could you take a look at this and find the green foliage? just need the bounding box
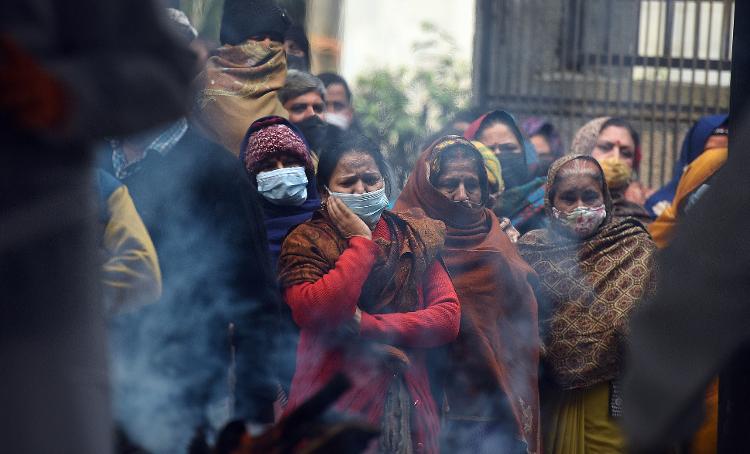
[353,22,472,188]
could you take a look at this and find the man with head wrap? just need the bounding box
[191,0,291,154]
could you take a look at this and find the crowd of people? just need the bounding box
[2,0,736,453]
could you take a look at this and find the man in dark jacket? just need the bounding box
[105,111,281,453]
[0,1,195,453]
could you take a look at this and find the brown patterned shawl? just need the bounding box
[395,136,541,452]
[278,209,445,315]
[191,40,289,155]
[517,155,657,390]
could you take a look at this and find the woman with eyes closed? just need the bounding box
[396,136,541,454]
[277,132,460,453]
[465,110,548,235]
[517,155,657,454]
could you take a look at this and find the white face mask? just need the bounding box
[327,186,389,227]
[324,112,351,130]
[256,167,308,206]
[552,204,607,238]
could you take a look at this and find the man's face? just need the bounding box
[325,83,353,126]
[283,91,325,123]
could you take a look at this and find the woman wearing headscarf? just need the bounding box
[240,116,321,397]
[517,155,657,453]
[395,136,540,453]
[521,117,565,178]
[570,117,652,224]
[465,110,547,234]
[278,133,460,453]
[240,116,321,268]
[645,114,729,218]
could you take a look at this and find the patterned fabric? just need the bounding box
[111,118,188,180]
[278,209,445,315]
[192,40,289,154]
[518,154,658,390]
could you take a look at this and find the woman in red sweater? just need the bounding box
[278,133,460,453]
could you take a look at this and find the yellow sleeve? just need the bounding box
[101,185,162,313]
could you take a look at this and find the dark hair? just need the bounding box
[599,117,640,150]
[317,132,392,197]
[317,72,352,104]
[474,111,525,147]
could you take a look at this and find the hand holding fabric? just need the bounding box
[326,196,372,240]
[0,35,68,132]
[499,217,521,243]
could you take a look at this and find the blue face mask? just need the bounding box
[256,167,308,206]
[327,186,389,227]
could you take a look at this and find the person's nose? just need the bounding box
[260,37,273,46]
[455,183,468,201]
[351,181,366,194]
[275,161,285,170]
[303,105,316,120]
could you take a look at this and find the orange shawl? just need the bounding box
[649,147,728,248]
[191,40,288,154]
[395,136,541,452]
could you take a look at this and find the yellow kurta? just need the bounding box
[544,381,625,454]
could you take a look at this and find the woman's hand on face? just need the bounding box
[327,196,372,240]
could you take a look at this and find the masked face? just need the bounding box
[295,115,328,153]
[599,157,633,191]
[551,159,607,239]
[327,186,389,228]
[326,151,388,227]
[256,166,308,206]
[479,122,527,188]
[552,205,607,238]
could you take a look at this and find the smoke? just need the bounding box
[106,143,282,453]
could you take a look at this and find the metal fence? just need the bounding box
[473,0,733,187]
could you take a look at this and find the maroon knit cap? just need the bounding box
[243,124,312,175]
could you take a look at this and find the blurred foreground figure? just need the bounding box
[0,0,195,452]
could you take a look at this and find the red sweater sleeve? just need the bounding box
[359,260,460,348]
[284,236,379,330]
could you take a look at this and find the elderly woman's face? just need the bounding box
[478,122,523,158]
[328,151,384,195]
[433,155,483,205]
[552,160,605,213]
[592,126,635,169]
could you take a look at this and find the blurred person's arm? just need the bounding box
[100,179,161,314]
